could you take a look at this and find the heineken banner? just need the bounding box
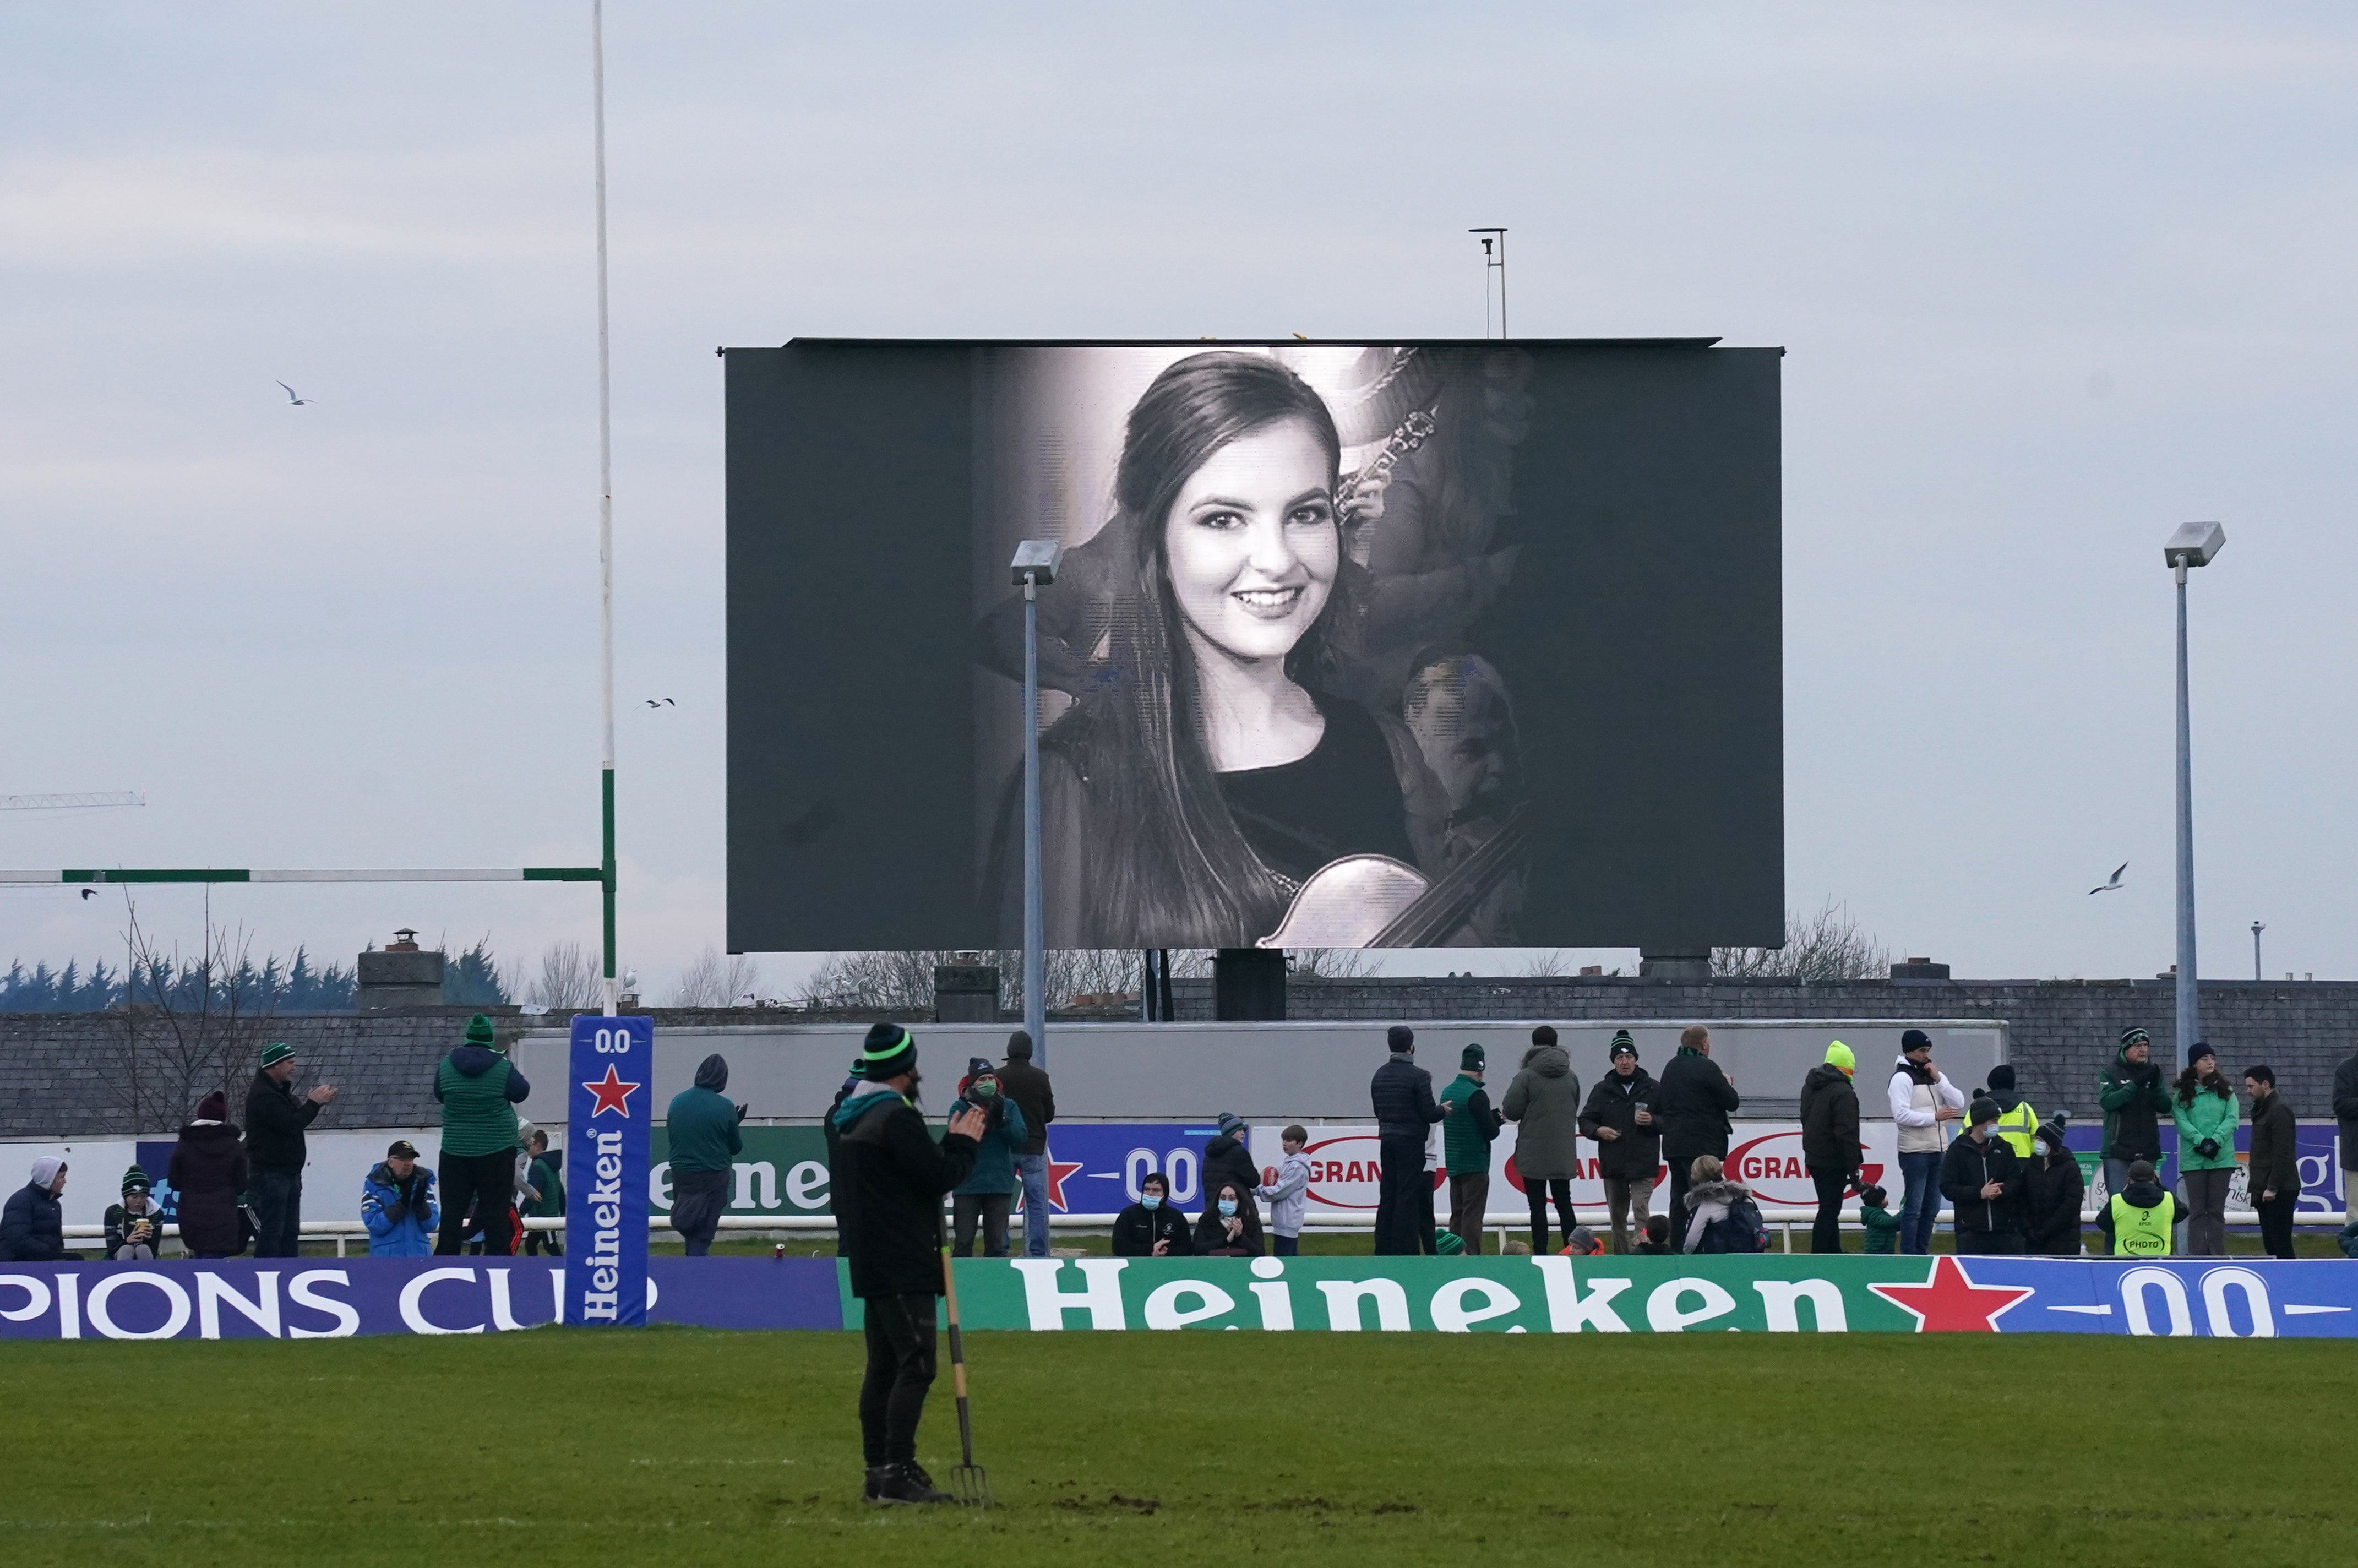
[843,1255,2358,1337]
[0,1259,839,1340]
[564,1014,653,1325]
[10,1256,2358,1338]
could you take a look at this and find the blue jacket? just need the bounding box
[0,1180,69,1262]
[951,1096,1028,1197]
[360,1162,439,1257]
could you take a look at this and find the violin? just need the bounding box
[1257,804,1528,950]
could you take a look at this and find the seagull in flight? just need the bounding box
[276,380,313,405]
[644,698,676,708]
[2089,862,2128,895]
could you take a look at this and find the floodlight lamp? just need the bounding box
[2162,521,2225,569]
[1010,540,1065,587]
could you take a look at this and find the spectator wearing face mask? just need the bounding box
[949,1059,1028,1259]
[1202,1114,1261,1227]
[1194,1178,1265,1257]
[1112,1171,1193,1257]
[1941,1098,2028,1254]
[2023,1123,2087,1257]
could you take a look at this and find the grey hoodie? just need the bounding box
[1255,1148,1313,1238]
[1501,1046,1582,1180]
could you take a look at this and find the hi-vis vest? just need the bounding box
[1992,1099,2039,1159]
[2108,1194,2173,1257]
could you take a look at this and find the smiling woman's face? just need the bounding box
[1162,417,1338,664]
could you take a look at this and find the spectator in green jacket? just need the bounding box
[2097,1027,2171,1197]
[950,1059,1028,1258]
[522,1128,564,1257]
[434,1014,530,1256]
[667,1053,745,1257]
[1856,1184,1903,1255]
[1440,1043,1502,1255]
[2170,1042,2238,1256]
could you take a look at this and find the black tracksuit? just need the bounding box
[1656,1048,1740,1251]
[1577,1069,1663,1180]
[1369,1053,1445,1255]
[1110,1201,1193,1257]
[1202,1134,1261,1224]
[244,1070,323,1260]
[2247,1090,2301,1259]
[2024,1146,2086,1255]
[832,1088,978,1471]
[1798,1063,1863,1254]
[1939,1133,2027,1253]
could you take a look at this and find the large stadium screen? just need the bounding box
[726,339,1783,953]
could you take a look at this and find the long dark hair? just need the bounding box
[2175,1061,2231,1106]
[1053,352,1347,945]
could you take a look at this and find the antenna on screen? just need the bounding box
[1469,227,1507,338]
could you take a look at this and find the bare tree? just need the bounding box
[103,891,279,1131]
[671,946,764,1007]
[527,940,602,1009]
[1288,948,1381,981]
[1713,900,1891,983]
[793,949,1151,1014]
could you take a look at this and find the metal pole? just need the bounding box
[592,0,618,1016]
[1496,230,1507,338]
[2174,560,2198,1051]
[1022,575,1046,1065]
[2251,922,2264,982]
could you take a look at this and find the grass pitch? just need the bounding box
[6,1329,2354,1567]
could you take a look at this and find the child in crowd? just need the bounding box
[522,1128,564,1256]
[1559,1225,1604,1257]
[105,1165,164,1260]
[1255,1124,1313,1257]
[1635,1215,1676,1256]
[1858,1184,1903,1255]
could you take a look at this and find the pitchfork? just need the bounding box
[938,1224,993,1508]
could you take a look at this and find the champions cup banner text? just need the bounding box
[565,1015,652,1326]
[11,1257,2356,1340]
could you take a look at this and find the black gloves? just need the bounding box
[2196,1138,2220,1159]
[383,1201,409,1227]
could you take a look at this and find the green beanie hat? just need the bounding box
[1825,1039,1855,1072]
[1460,1042,1486,1071]
[259,1040,294,1069]
[1609,1030,1637,1059]
[861,1021,918,1081]
[122,1163,150,1194]
[1435,1229,1465,1256]
[465,1014,497,1048]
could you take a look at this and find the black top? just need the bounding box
[832,1093,977,1299]
[1655,1049,1742,1159]
[1218,695,1414,885]
[1370,1055,1445,1137]
[244,1070,323,1171]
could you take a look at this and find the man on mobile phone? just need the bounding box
[1888,1030,1965,1255]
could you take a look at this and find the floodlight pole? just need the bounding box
[2172,556,2196,1052]
[592,0,618,1016]
[2251,921,2264,982]
[1469,227,1507,337]
[1022,571,1045,1065]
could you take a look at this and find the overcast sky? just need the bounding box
[3,2,2353,998]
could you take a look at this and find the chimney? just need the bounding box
[357,930,445,1010]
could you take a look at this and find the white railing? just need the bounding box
[61,1206,2345,1257]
